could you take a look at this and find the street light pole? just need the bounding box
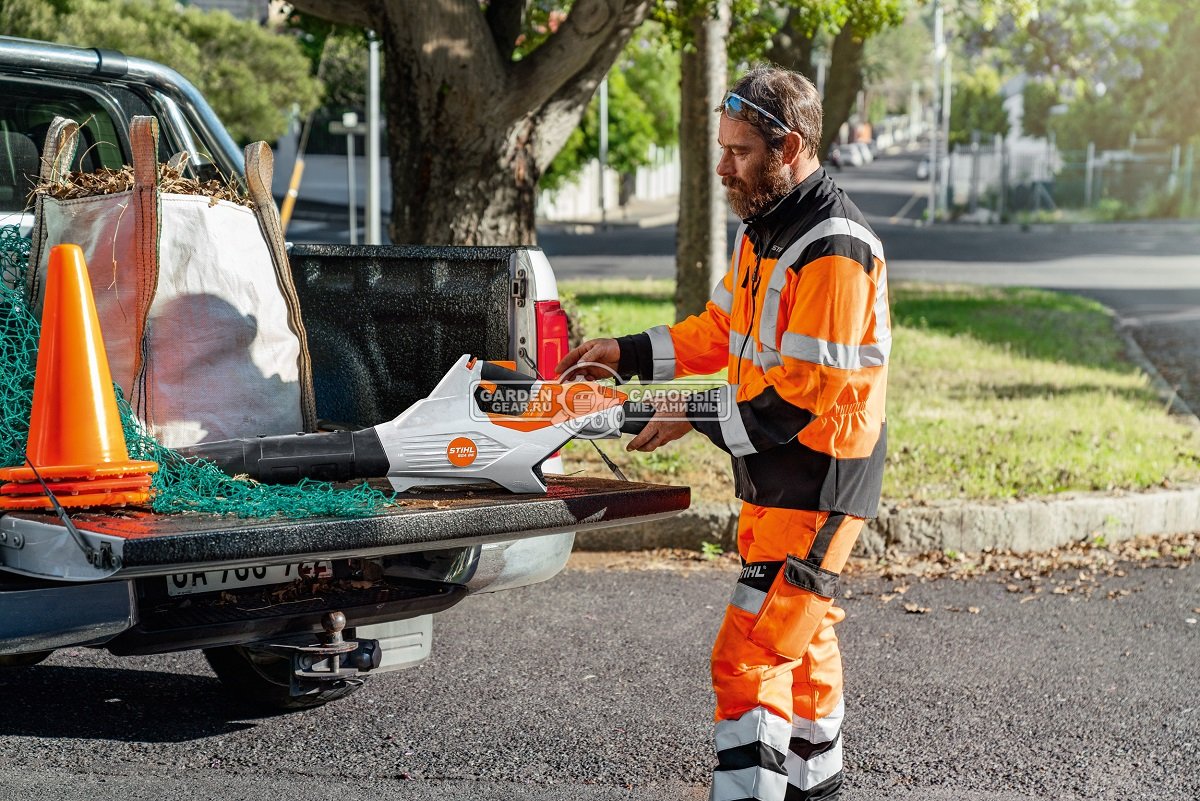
[928,0,944,223]
[940,51,953,214]
[366,30,382,245]
[598,76,609,228]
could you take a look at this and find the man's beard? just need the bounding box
[723,151,796,219]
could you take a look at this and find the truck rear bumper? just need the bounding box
[0,580,135,655]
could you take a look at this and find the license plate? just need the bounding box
[165,561,332,597]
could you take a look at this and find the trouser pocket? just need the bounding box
[748,554,840,660]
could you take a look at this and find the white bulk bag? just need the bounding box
[27,115,316,447]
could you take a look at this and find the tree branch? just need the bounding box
[485,0,528,60]
[288,0,374,30]
[506,0,650,123]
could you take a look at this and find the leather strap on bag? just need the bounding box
[244,141,318,432]
[130,115,162,422]
[27,116,81,303]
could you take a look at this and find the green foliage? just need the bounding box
[621,28,681,146]
[863,11,931,115]
[1,0,322,143]
[1020,78,1059,139]
[540,36,668,191]
[949,65,1010,147]
[1048,88,1133,152]
[700,541,724,560]
[966,0,1196,149]
[283,11,373,111]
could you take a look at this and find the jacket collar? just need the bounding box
[743,167,827,250]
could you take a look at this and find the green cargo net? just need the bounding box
[0,224,394,519]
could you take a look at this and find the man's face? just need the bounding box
[716,114,795,219]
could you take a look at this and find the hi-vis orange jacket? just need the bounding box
[617,168,889,517]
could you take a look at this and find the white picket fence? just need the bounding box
[538,145,680,222]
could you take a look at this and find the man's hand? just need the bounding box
[626,401,693,453]
[555,338,621,381]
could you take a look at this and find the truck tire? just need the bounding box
[203,645,364,712]
[0,650,53,668]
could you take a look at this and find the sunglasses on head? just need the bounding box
[720,92,792,135]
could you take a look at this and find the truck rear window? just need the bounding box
[0,85,127,213]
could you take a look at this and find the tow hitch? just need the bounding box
[255,611,381,698]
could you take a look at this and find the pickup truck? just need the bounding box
[0,36,688,710]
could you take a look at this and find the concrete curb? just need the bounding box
[576,486,1200,556]
[538,211,678,235]
[919,220,1200,235]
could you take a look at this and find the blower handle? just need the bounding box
[619,400,658,436]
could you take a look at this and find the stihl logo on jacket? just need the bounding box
[617,169,889,517]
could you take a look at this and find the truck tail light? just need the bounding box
[534,300,569,381]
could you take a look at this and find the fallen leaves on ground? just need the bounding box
[569,531,1197,612]
[845,531,1198,604]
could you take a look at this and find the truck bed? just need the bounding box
[0,477,689,581]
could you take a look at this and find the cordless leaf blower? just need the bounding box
[175,355,655,494]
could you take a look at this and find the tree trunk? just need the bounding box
[819,22,867,161]
[292,0,650,247]
[674,0,729,322]
[382,63,541,245]
[769,9,817,84]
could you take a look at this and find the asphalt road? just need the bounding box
[1,558,1197,800]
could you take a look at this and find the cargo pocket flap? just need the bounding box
[784,554,840,600]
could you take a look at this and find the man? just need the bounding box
[556,66,889,801]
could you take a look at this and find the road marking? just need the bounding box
[890,192,924,224]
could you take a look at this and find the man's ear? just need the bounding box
[782,131,804,165]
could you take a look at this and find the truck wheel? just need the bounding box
[203,645,364,712]
[0,650,53,668]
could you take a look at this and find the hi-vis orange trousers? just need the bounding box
[710,503,864,801]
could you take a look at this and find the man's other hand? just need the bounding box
[626,406,693,453]
[556,338,620,381]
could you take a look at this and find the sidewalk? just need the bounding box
[536,195,680,234]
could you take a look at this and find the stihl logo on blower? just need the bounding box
[176,355,657,494]
[446,438,478,467]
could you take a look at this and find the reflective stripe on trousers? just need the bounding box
[711,505,864,801]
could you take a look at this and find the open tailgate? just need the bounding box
[0,476,689,581]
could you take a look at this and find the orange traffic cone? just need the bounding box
[0,244,157,509]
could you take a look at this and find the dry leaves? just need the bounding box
[33,161,252,208]
[848,531,1197,604]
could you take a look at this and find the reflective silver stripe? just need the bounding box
[779,332,891,369]
[644,325,676,382]
[729,329,751,358]
[712,278,734,315]
[730,582,766,615]
[731,329,784,373]
[791,697,844,744]
[785,735,843,791]
[873,273,891,343]
[759,217,886,356]
[757,260,791,358]
[730,221,748,289]
[712,766,789,801]
[773,216,885,266]
[716,706,794,754]
[718,383,756,457]
[757,348,783,371]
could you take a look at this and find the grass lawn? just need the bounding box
[558,279,1200,505]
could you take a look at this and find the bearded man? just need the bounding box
[556,66,890,801]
